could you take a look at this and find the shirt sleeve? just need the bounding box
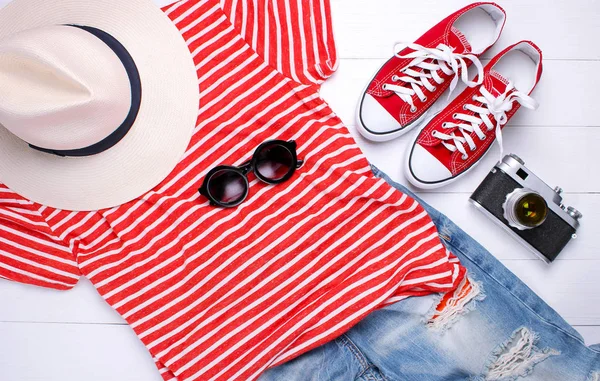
[220,0,339,86]
[0,186,80,290]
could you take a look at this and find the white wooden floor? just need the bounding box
[1,1,599,380]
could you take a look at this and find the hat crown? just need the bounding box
[0,25,131,151]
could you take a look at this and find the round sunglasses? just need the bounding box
[199,140,304,208]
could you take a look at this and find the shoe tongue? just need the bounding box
[485,70,510,96]
[446,26,472,54]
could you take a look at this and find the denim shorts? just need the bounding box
[259,166,600,381]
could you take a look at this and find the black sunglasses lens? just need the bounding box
[207,169,248,206]
[255,143,295,182]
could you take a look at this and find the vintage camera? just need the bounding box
[469,154,582,263]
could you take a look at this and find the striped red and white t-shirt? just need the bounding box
[0,0,465,380]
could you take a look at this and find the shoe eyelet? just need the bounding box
[472,95,477,101]
[432,86,437,92]
[461,154,468,160]
[422,97,428,102]
[392,75,400,81]
[463,105,468,110]
[382,84,388,90]
[410,106,418,113]
[431,131,438,137]
[453,113,458,119]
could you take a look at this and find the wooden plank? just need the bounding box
[0,322,162,381]
[342,125,600,194]
[578,326,600,347]
[0,278,124,324]
[330,0,600,60]
[503,260,600,326]
[1,320,598,381]
[321,59,600,128]
[2,257,600,326]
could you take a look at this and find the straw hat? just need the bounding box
[0,0,199,211]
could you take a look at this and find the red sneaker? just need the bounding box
[405,41,543,189]
[357,3,506,142]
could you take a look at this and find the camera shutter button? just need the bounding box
[508,154,525,165]
[567,207,583,220]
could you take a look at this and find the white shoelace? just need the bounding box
[382,42,484,113]
[432,83,539,159]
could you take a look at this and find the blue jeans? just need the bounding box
[260,166,600,381]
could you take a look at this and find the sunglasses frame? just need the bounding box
[199,140,304,208]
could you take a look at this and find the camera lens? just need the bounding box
[503,189,548,230]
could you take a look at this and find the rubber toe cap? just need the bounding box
[359,94,403,134]
[408,144,453,184]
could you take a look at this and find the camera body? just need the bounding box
[469,154,582,263]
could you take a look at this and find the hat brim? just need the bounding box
[0,0,199,211]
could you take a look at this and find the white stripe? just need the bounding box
[263,0,270,61]
[320,0,333,64]
[381,295,410,305]
[251,0,259,50]
[230,0,238,26]
[195,27,239,70]
[401,265,453,287]
[186,12,223,47]
[57,212,95,241]
[171,0,204,25]
[240,0,248,39]
[282,0,300,83]
[164,0,187,16]
[0,208,46,227]
[271,0,283,74]
[309,0,325,80]
[0,262,74,288]
[0,224,72,254]
[295,0,319,83]
[51,211,77,231]
[0,246,79,280]
[46,208,62,221]
[0,236,76,267]
[197,66,276,116]
[75,218,106,246]
[0,198,30,205]
[3,207,39,216]
[179,3,220,35]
